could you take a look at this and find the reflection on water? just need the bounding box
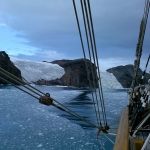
[53,88,128,130]
[61,90,96,129]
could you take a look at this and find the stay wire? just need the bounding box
[72,0,86,58]
[86,0,108,126]
[80,0,91,60]
[140,0,149,52]
[72,0,101,127]
[0,67,43,97]
[142,0,149,44]
[145,54,150,70]
[80,0,103,127]
[80,0,101,125]
[82,0,106,126]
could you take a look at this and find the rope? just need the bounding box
[0,67,43,97]
[86,0,108,127]
[80,0,104,127]
[0,76,40,100]
[103,134,115,145]
[72,0,102,127]
[0,66,44,96]
[133,112,150,137]
[145,54,150,71]
[72,0,86,58]
[80,0,91,60]
[72,0,108,128]
[82,0,107,126]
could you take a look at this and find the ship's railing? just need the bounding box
[114,107,129,150]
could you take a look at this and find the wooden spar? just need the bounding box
[114,107,129,150]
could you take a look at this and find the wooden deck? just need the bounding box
[114,107,129,150]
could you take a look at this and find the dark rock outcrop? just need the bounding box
[107,64,150,88]
[37,59,98,87]
[0,51,22,84]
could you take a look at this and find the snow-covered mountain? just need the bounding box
[13,60,65,82]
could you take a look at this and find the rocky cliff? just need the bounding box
[0,51,22,84]
[107,64,150,88]
[36,59,98,87]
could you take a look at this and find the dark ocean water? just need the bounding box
[0,85,128,150]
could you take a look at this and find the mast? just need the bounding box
[131,0,150,93]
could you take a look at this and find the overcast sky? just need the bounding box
[0,0,149,70]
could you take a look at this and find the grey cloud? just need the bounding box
[0,0,149,59]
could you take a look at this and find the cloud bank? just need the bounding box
[0,0,149,68]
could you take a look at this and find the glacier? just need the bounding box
[101,72,122,89]
[12,59,122,89]
[13,60,65,82]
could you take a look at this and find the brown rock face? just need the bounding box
[37,59,98,88]
[0,51,22,84]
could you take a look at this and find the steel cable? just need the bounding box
[82,0,107,126]
[72,0,102,127]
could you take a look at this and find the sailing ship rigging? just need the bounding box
[0,0,149,149]
[115,0,150,149]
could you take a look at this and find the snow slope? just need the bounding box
[13,60,65,82]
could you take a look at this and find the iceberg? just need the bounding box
[12,60,65,82]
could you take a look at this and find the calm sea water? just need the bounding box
[0,85,128,150]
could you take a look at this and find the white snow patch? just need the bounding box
[12,60,65,82]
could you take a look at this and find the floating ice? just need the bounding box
[37,144,43,148]
[38,132,44,136]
